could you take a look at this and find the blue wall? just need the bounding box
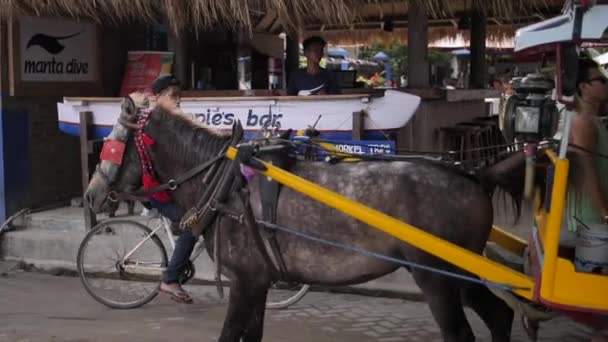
[0,110,30,223]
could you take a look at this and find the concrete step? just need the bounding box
[0,227,217,280]
[1,211,422,299]
[26,203,148,232]
[2,228,86,269]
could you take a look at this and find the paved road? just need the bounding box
[0,268,593,342]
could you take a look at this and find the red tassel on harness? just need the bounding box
[142,174,171,203]
[142,133,155,146]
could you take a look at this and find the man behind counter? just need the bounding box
[287,36,342,96]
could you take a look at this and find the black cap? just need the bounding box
[151,74,180,95]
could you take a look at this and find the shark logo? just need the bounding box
[26,31,83,55]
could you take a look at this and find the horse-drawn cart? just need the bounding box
[79,2,608,341]
[218,0,608,334]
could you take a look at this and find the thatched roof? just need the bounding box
[308,25,520,47]
[0,0,353,34]
[0,0,564,34]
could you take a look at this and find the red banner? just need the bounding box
[119,51,174,96]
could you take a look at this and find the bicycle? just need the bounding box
[76,214,309,309]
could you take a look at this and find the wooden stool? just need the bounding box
[437,126,477,164]
[456,123,488,165]
[469,120,499,163]
[474,116,505,160]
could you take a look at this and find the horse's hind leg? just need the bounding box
[413,271,475,342]
[218,278,269,342]
[461,284,513,342]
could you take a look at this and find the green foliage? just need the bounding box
[359,43,407,79]
[358,43,451,80]
[428,50,452,66]
[297,42,453,82]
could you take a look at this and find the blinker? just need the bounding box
[100,140,126,165]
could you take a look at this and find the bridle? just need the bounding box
[95,99,229,204]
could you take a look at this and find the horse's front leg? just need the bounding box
[218,277,269,342]
[242,285,269,342]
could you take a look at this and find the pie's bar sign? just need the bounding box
[18,17,98,82]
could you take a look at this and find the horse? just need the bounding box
[85,96,526,342]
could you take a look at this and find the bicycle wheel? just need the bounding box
[266,282,310,309]
[77,219,168,309]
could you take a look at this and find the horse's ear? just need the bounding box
[232,120,244,139]
[234,120,243,130]
[120,96,137,122]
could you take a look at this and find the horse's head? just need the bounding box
[85,95,146,213]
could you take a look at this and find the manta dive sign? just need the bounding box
[9,17,101,95]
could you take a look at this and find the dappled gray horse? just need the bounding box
[85,96,524,342]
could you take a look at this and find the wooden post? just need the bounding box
[352,111,364,140]
[469,6,487,89]
[407,2,429,88]
[167,29,189,88]
[80,111,97,230]
[285,33,300,88]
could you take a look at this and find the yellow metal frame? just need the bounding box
[489,225,528,256]
[228,144,608,311]
[533,150,608,312]
[226,147,535,298]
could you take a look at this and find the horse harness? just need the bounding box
[99,106,292,285]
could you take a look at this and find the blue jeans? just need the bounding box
[146,199,197,284]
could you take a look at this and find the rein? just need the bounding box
[107,154,226,203]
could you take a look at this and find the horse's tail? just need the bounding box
[475,151,527,221]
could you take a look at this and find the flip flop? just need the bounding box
[159,287,193,304]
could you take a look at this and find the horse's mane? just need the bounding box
[155,103,227,133]
[145,104,232,165]
[476,147,570,223]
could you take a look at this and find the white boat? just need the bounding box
[57,90,421,141]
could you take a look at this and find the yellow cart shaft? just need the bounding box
[227,147,534,298]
